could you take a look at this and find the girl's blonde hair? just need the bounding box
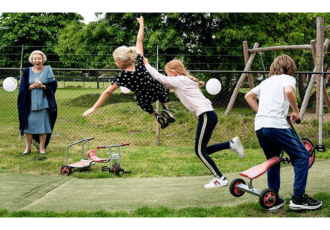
[165,60,205,87]
[268,54,297,77]
[113,46,137,69]
[29,50,47,64]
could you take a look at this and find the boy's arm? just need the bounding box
[82,83,119,116]
[136,16,144,56]
[245,91,259,113]
[285,85,300,120]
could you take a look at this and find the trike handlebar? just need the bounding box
[286,116,301,124]
[97,142,130,149]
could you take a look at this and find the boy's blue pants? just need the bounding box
[255,128,310,196]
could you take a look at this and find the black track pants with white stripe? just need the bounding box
[195,110,230,178]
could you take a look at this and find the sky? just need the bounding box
[0,11,102,24]
[80,12,104,24]
[0,0,321,15]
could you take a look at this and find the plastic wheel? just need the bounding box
[259,188,277,209]
[302,137,315,169]
[229,178,246,197]
[114,163,120,175]
[61,165,72,176]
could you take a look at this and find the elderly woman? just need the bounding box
[18,50,57,156]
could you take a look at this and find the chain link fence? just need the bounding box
[1,67,329,149]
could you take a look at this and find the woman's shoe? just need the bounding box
[21,151,31,157]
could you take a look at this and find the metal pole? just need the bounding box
[155,45,160,145]
[319,50,324,145]
[19,45,24,80]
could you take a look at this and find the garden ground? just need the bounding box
[1,160,328,213]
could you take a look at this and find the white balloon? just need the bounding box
[3,77,18,92]
[120,86,131,94]
[206,78,221,95]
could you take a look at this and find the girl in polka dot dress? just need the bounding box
[83,16,175,129]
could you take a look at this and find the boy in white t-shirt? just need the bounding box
[245,54,322,212]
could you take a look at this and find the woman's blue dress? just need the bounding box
[24,66,55,134]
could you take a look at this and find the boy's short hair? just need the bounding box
[268,54,297,77]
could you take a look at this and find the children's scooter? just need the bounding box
[60,137,95,176]
[229,116,325,210]
[87,142,131,175]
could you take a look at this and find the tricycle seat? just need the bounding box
[88,150,108,163]
[239,156,280,179]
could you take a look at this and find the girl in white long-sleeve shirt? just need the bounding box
[144,58,245,189]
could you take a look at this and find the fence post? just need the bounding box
[19,45,24,80]
[96,71,99,89]
[155,45,160,145]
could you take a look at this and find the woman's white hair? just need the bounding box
[29,50,47,64]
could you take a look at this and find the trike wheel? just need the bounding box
[229,178,246,197]
[61,165,72,176]
[302,137,315,169]
[259,188,277,209]
[114,163,120,175]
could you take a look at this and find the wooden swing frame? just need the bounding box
[225,17,330,121]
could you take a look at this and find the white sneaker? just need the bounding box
[204,176,228,189]
[268,197,286,213]
[230,137,245,158]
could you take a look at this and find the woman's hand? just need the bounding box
[34,80,46,89]
[83,108,96,117]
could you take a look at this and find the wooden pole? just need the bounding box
[243,41,254,89]
[225,43,259,115]
[248,45,311,53]
[300,38,329,119]
[316,17,324,145]
[310,40,316,63]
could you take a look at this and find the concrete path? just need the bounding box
[1,160,329,212]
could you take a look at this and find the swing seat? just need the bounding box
[239,156,280,179]
[87,150,108,162]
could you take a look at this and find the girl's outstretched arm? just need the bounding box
[82,83,119,116]
[144,57,177,89]
[136,16,144,56]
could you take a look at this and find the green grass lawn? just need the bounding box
[1,83,330,177]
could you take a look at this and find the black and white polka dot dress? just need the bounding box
[113,54,170,114]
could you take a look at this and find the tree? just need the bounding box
[0,13,83,68]
[55,13,330,106]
